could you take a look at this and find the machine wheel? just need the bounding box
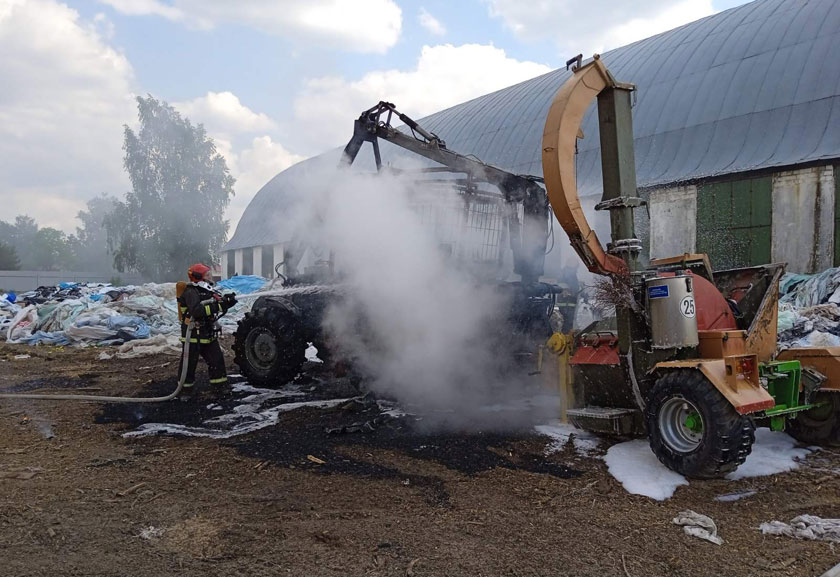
[646,370,755,479]
[233,306,306,387]
[787,393,840,447]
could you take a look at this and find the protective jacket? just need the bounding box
[178,281,223,344]
[177,281,229,389]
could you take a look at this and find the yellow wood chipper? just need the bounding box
[540,55,840,478]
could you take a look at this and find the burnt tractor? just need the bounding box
[540,55,840,477]
[233,102,563,388]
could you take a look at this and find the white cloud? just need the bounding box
[610,1,716,48]
[101,0,403,53]
[170,91,304,229]
[225,136,306,229]
[174,91,276,137]
[238,136,304,192]
[485,0,715,55]
[99,0,182,20]
[293,43,551,152]
[418,7,445,36]
[0,0,135,231]
[3,188,96,232]
[92,12,116,39]
[0,0,302,235]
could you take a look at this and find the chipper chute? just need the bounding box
[541,55,840,478]
[541,55,629,278]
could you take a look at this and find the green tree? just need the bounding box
[73,194,119,272]
[12,216,38,268]
[0,216,39,269]
[0,220,13,245]
[0,242,20,270]
[32,227,73,270]
[105,95,235,281]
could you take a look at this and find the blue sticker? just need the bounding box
[648,284,670,299]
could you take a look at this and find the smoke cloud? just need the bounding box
[283,160,558,427]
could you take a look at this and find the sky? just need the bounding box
[0,0,752,237]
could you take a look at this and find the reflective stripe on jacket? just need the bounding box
[178,283,222,342]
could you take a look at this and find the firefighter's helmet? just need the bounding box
[187,263,211,283]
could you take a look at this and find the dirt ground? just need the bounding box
[1,340,839,577]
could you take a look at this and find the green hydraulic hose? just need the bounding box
[0,321,195,403]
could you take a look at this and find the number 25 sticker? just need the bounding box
[680,296,696,318]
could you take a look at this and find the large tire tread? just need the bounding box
[787,393,840,447]
[647,370,755,479]
[233,306,306,387]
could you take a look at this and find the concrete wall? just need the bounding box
[220,252,229,280]
[648,185,697,260]
[771,166,835,274]
[252,246,263,277]
[646,166,837,274]
[221,246,283,280]
[0,270,143,292]
[234,249,243,277]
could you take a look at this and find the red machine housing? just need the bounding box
[570,272,737,366]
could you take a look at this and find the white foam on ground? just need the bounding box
[376,399,408,418]
[604,439,688,500]
[123,397,354,439]
[232,382,303,395]
[304,343,323,363]
[726,429,811,480]
[603,429,813,500]
[535,421,600,456]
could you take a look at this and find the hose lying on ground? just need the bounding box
[0,322,194,403]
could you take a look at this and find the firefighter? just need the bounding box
[177,263,237,400]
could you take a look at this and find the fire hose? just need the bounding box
[0,321,195,403]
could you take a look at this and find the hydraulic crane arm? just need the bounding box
[541,56,632,277]
[341,101,544,204]
[341,101,549,284]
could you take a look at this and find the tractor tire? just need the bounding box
[787,393,840,447]
[233,306,306,387]
[646,370,755,479]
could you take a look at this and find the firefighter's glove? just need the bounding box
[221,293,237,311]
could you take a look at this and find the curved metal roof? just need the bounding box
[226,0,840,251]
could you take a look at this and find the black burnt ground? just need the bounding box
[5,341,840,577]
[96,375,254,428]
[5,376,90,393]
[95,373,361,428]
[229,404,581,477]
[96,376,581,492]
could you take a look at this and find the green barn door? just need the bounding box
[834,165,840,266]
[696,176,771,270]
